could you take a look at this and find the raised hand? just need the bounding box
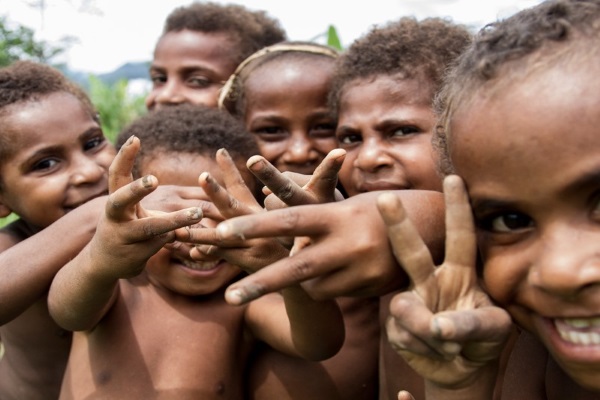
[48,136,203,331]
[178,148,289,272]
[247,148,346,210]
[206,189,445,304]
[380,175,511,399]
[89,135,204,278]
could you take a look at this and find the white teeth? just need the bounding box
[179,259,219,271]
[563,318,600,328]
[555,318,600,345]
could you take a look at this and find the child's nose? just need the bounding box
[529,227,600,298]
[70,155,105,185]
[155,81,185,106]
[283,135,316,164]
[354,137,393,172]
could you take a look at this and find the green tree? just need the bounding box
[0,15,69,66]
[88,76,147,143]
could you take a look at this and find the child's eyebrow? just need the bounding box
[470,197,517,216]
[79,126,104,140]
[560,169,600,195]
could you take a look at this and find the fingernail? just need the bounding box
[216,223,231,238]
[432,316,455,338]
[226,289,242,305]
[125,135,135,146]
[141,175,153,188]
[216,223,245,241]
[441,341,461,355]
[218,148,230,158]
[188,207,202,220]
[247,158,265,171]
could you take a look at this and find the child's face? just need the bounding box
[0,92,114,228]
[141,151,243,296]
[243,59,337,175]
[450,63,600,390]
[145,30,238,111]
[336,76,442,197]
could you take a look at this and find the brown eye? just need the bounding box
[489,213,533,232]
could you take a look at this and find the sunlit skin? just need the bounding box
[49,139,344,399]
[451,61,600,391]
[141,152,242,296]
[243,58,337,175]
[0,92,114,230]
[145,30,238,110]
[336,75,442,197]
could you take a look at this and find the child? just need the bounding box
[0,61,116,399]
[382,0,600,397]
[219,41,339,176]
[216,41,379,400]
[48,104,344,399]
[146,2,286,111]
[328,17,472,399]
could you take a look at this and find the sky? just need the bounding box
[4,0,544,74]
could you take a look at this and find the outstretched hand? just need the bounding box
[209,189,445,304]
[247,148,346,210]
[91,135,204,279]
[176,149,289,272]
[380,175,511,398]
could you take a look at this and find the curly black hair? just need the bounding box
[218,41,338,118]
[435,0,600,175]
[115,104,260,182]
[162,2,287,67]
[329,17,472,115]
[0,61,97,162]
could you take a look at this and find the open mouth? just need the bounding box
[555,318,600,346]
[178,258,221,271]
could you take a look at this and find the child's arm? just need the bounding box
[48,136,203,331]
[0,195,105,324]
[201,189,445,305]
[245,284,344,362]
[380,176,512,400]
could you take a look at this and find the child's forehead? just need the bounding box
[340,74,433,108]
[450,59,600,191]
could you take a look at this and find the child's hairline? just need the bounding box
[436,33,599,176]
[218,42,339,116]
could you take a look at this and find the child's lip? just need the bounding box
[554,317,600,345]
[178,258,222,272]
[535,317,600,364]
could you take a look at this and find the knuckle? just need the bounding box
[279,208,300,230]
[287,258,312,282]
[276,182,296,201]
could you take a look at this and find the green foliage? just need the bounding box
[0,15,69,67]
[0,213,18,229]
[327,25,343,51]
[88,76,147,143]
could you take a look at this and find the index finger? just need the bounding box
[376,192,436,292]
[109,135,138,193]
[302,148,346,202]
[247,156,313,206]
[224,241,343,304]
[442,175,477,278]
[216,204,329,241]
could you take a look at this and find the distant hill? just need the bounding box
[60,61,150,89]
